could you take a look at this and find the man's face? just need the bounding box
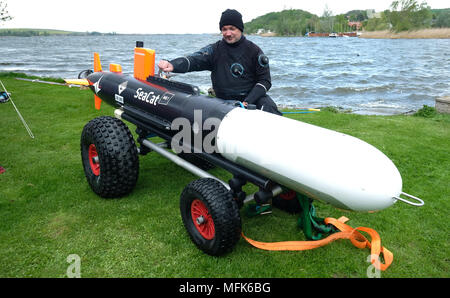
[221,25,242,44]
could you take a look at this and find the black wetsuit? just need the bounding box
[169,36,282,115]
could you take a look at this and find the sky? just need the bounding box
[1,0,449,34]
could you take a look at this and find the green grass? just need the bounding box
[0,73,449,278]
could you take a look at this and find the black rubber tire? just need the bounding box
[180,178,241,256]
[81,116,139,198]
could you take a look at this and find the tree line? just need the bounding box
[0,29,117,37]
[244,0,450,36]
[364,1,450,31]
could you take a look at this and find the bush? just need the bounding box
[414,105,437,117]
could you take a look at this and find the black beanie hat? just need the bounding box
[219,9,244,32]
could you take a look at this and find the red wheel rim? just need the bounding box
[191,199,215,240]
[88,144,100,176]
[280,190,296,200]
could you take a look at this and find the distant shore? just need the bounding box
[253,28,450,39]
[2,27,449,38]
[359,28,450,39]
[0,28,116,37]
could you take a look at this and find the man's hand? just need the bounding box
[242,101,248,107]
[157,60,174,72]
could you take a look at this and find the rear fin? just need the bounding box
[93,52,102,109]
[94,52,102,72]
[94,95,102,110]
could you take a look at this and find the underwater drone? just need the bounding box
[69,42,424,269]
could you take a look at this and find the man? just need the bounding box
[158,9,282,116]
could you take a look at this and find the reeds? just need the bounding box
[359,28,450,39]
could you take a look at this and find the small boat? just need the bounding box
[329,33,338,38]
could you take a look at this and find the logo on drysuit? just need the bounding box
[230,55,269,78]
[258,54,269,68]
[230,63,244,78]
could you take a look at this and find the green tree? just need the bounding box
[334,14,349,32]
[321,5,335,32]
[387,0,432,31]
[363,11,391,31]
[345,10,368,22]
[305,15,321,32]
[434,10,450,27]
[0,1,12,24]
[244,9,315,35]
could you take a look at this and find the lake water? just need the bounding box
[1,34,449,114]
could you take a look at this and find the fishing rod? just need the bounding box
[0,80,35,139]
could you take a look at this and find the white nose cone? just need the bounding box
[216,108,402,212]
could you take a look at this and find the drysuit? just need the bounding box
[168,36,282,116]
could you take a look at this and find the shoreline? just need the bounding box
[356,28,450,39]
[2,28,450,39]
[253,28,450,39]
[277,104,418,116]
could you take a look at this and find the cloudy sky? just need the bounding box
[2,0,449,34]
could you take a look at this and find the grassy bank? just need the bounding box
[0,73,449,278]
[359,28,450,39]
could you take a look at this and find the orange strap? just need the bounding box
[241,216,393,271]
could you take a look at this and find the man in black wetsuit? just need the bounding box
[157,9,282,116]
